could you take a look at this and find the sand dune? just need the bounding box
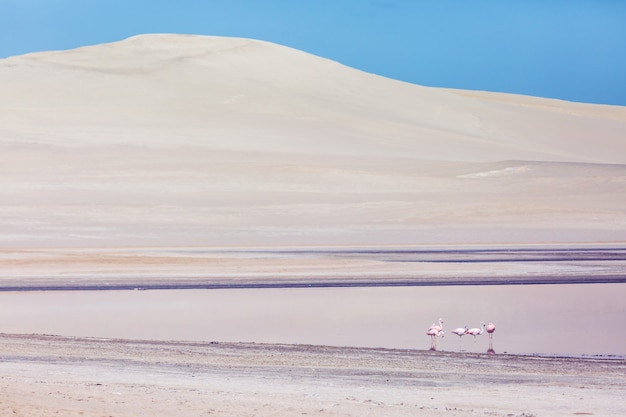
[1,34,625,248]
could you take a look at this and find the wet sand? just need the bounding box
[1,246,625,291]
[1,333,625,417]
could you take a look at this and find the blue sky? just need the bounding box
[1,1,625,106]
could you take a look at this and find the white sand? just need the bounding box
[1,34,625,248]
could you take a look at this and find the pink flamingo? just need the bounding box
[465,321,486,344]
[428,318,444,333]
[451,326,468,350]
[426,327,444,350]
[427,318,444,350]
[486,322,496,353]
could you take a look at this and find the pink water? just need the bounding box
[1,283,625,356]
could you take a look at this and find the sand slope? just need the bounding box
[1,34,625,247]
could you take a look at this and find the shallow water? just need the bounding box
[1,283,625,356]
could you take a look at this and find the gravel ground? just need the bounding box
[1,333,625,417]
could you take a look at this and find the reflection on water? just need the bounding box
[1,283,625,357]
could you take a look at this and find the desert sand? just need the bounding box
[1,34,626,249]
[1,34,626,416]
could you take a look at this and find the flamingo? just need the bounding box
[428,318,444,333]
[486,322,496,353]
[451,326,468,350]
[465,321,486,344]
[426,327,444,350]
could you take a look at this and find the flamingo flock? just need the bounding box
[425,318,496,352]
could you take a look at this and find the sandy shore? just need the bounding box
[2,246,625,291]
[1,333,624,417]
